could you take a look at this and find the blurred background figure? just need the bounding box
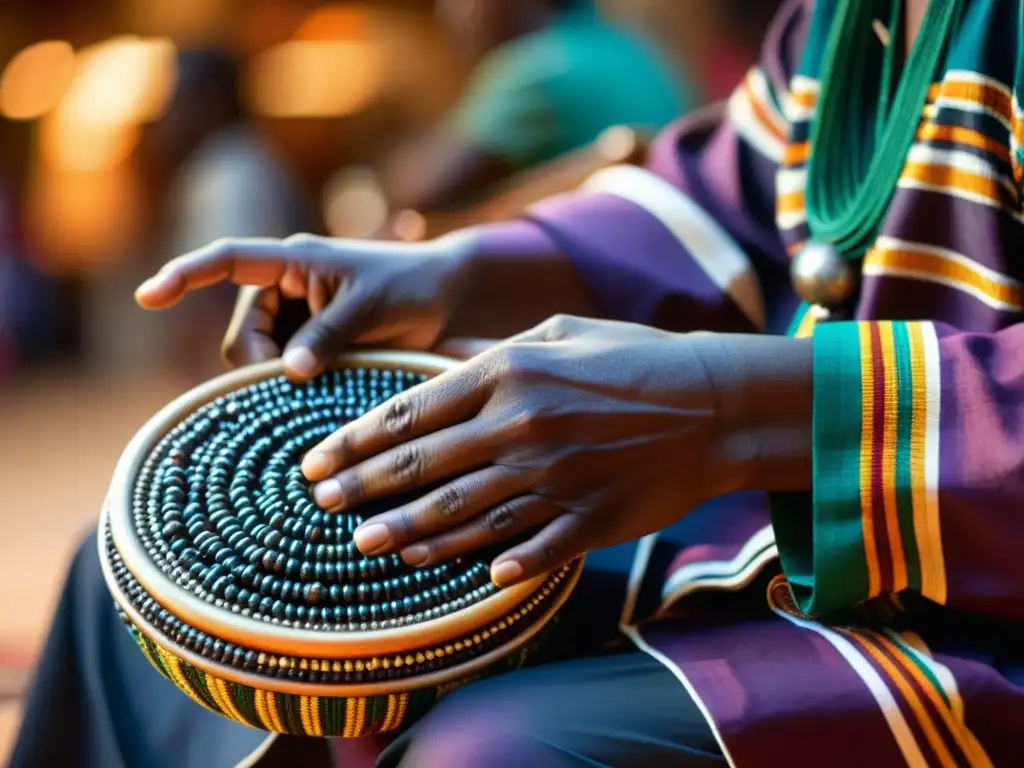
[379,0,695,218]
[139,47,317,377]
[0,0,784,759]
[0,180,60,380]
[150,48,315,257]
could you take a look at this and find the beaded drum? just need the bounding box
[99,351,582,738]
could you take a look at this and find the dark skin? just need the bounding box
[136,231,811,586]
[136,3,930,587]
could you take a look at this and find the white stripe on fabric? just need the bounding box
[776,168,808,195]
[729,85,787,163]
[659,524,777,605]
[745,68,787,138]
[906,145,1017,196]
[770,609,930,767]
[619,534,741,768]
[862,264,1023,313]
[873,237,1022,288]
[920,322,947,604]
[583,165,766,329]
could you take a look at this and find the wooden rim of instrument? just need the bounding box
[103,351,572,659]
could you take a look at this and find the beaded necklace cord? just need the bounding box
[804,0,965,259]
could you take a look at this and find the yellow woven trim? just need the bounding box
[380,694,398,732]
[207,675,249,727]
[310,696,322,737]
[393,693,409,731]
[253,689,275,731]
[255,689,286,733]
[343,697,357,738]
[155,647,218,715]
[299,696,312,735]
[266,691,286,733]
[299,695,322,737]
[352,697,367,737]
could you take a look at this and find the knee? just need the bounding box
[397,690,562,768]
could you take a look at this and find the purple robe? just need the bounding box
[473,1,1024,764]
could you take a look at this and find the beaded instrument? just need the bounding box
[99,351,582,737]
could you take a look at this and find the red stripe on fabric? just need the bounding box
[842,631,946,768]
[862,633,972,768]
[870,324,895,593]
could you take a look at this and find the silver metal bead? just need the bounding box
[791,241,858,308]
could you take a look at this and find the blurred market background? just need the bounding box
[0,0,782,758]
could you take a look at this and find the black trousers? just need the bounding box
[11,535,724,768]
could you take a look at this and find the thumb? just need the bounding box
[280,286,376,379]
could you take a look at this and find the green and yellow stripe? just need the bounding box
[788,321,946,614]
[837,627,993,768]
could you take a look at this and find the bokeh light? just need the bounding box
[60,36,177,128]
[248,40,381,118]
[323,166,388,238]
[40,36,177,173]
[294,4,370,41]
[0,41,77,121]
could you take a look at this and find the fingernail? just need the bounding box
[401,545,430,566]
[354,523,391,554]
[491,560,523,586]
[302,451,331,481]
[135,276,162,298]
[283,347,318,377]
[314,479,343,509]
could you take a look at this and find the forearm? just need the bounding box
[444,221,600,339]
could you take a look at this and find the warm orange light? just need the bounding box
[26,165,142,271]
[38,36,177,173]
[39,111,142,173]
[63,36,177,128]
[0,41,77,120]
[248,40,381,118]
[124,0,232,42]
[294,4,370,41]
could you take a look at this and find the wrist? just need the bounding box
[691,333,814,494]
[440,221,599,338]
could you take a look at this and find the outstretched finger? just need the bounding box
[135,238,298,310]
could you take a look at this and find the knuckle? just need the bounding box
[284,232,318,250]
[545,314,573,340]
[208,237,234,256]
[485,503,517,533]
[342,473,365,506]
[539,541,557,565]
[433,485,465,519]
[397,507,418,538]
[389,445,424,482]
[301,321,334,350]
[382,396,416,436]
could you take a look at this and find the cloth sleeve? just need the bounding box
[773,320,1024,624]
[515,0,811,334]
